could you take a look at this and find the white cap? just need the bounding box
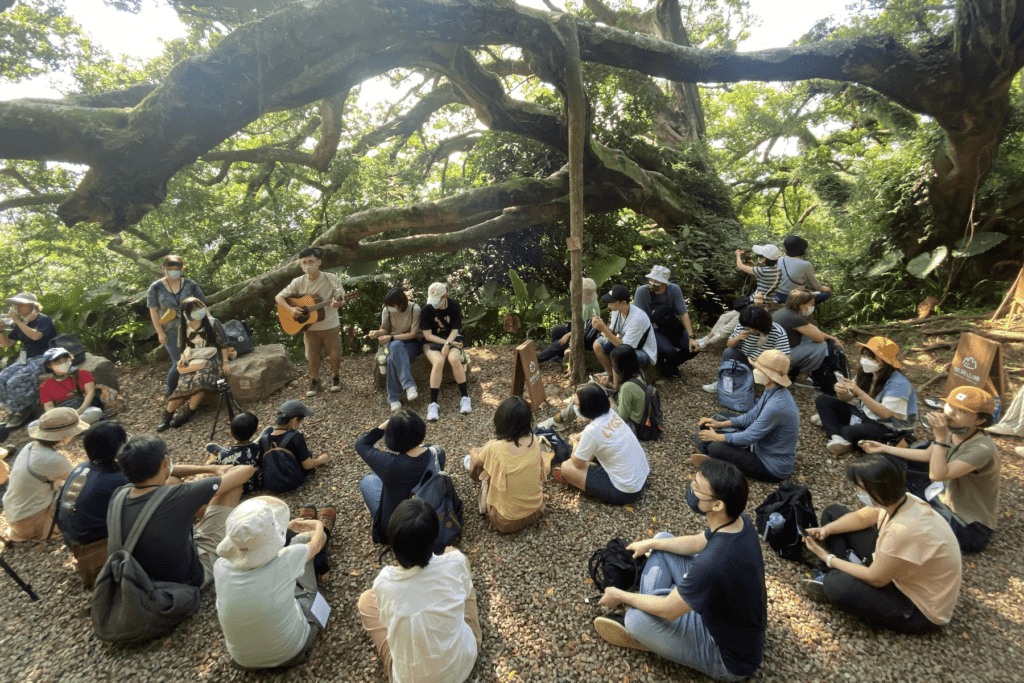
[216,497,289,570]
[426,282,447,307]
[752,244,783,260]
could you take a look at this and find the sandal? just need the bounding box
[317,505,337,535]
[297,504,317,521]
[594,615,650,652]
[551,468,566,484]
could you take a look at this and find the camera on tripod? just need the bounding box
[216,378,231,393]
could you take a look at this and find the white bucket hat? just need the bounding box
[216,497,290,570]
[752,244,783,260]
[645,265,671,284]
[426,282,447,307]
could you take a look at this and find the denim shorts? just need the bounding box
[584,462,644,505]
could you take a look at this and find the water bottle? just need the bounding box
[993,397,1002,424]
[375,344,389,375]
[764,512,785,540]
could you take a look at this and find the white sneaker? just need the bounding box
[460,396,472,414]
[405,386,418,401]
[827,435,853,455]
[811,414,822,427]
[427,402,440,421]
[390,401,402,412]
[703,381,718,394]
[1016,446,1024,458]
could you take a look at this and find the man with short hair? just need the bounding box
[275,247,347,397]
[632,265,699,379]
[591,284,657,375]
[595,459,766,681]
[112,434,254,589]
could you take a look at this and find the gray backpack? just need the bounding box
[91,486,201,644]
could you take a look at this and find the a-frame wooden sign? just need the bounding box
[511,340,547,411]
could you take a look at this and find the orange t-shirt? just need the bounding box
[876,494,963,625]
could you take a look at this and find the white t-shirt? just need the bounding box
[373,551,478,683]
[2,442,72,522]
[214,545,311,668]
[278,272,345,331]
[609,305,658,364]
[574,411,649,493]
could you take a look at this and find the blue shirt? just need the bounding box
[58,463,129,546]
[632,283,687,325]
[860,370,918,431]
[8,314,56,359]
[146,278,206,334]
[678,514,767,677]
[726,386,799,478]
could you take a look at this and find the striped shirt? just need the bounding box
[729,322,791,361]
[752,266,781,297]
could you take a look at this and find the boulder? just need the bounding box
[227,344,293,403]
[79,352,119,391]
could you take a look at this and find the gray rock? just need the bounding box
[78,352,119,390]
[227,344,293,403]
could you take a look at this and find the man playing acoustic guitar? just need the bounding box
[276,248,347,397]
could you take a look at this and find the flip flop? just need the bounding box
[594,616,650,652]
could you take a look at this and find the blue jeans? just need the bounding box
[359,474,383,518]
[385,339,422,402]
[624,532,743,681]
[790,336,827,373]
[597,339,652,367]
[165,338,182,395]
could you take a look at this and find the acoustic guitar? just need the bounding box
[278,291,359,336]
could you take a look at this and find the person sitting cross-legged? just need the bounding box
[594,459,767,681]
[112,435,254,590]
[862,386,1000,553]
[693,349,798,482]
[358,497,481,683]
[554,383,649,505]
[57,421,130,587]
[799,454,962,633]
[214,497,335,669]
[592,284,658,375]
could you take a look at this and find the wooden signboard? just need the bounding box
[511,339,547,411]
[942,332,1005,405]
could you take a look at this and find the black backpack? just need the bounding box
[754,483,818,561]
[809,340,849,396]
[411,449,464,553]
[533,426,571,464]
[50,334,87,365]
[223,319,255,356]
[626,376,664,441]
[259,429,306,493]
[588,538,647,592]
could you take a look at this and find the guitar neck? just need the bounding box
[297,291,358,312]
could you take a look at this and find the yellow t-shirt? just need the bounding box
[876,494,963,625]
[471,438,545,521]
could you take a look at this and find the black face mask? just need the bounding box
[686,487,707,516]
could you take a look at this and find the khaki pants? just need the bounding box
[302,327,342,377]
[8,502,58,542]
[358,586,482,683]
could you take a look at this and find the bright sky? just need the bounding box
[4,0,854,100]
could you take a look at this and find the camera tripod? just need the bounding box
[210,378,241,439]
[0,537,39,601]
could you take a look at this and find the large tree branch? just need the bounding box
[0,193,67,211]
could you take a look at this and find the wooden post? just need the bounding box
[557,14,588,385]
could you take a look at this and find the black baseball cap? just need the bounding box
[278,399,315,420]
[601,284,632,303]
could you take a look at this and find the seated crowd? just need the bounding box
[0,237,1008,682]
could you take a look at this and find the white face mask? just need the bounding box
[53,362,71,375]
[804,305,815,316]
[302,262,320,274]
[752,368,769,385]
[386,306,400,314]
[860,358,881,374]
[856,491,875,507]
[190,308,207,321]
[165,269,182,279]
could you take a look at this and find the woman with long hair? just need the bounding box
[156,297,233,432]
[368,287,423,412]
[813,336,917,455]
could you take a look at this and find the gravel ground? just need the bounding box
[1,344,1022,683]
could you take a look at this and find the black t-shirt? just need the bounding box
[772,308,808,349]
[420,299,463,338]
[678,514,767,677]
[8,314,57,359]
[116,478,220,588]
[58,463,129,546]
[260,427,312,464]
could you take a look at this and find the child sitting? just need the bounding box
[207,412,263,495]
